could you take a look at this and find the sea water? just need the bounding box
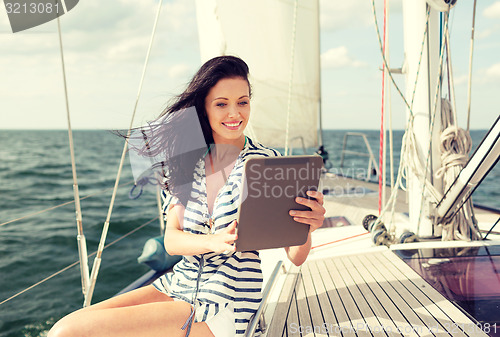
[0,129,498,337]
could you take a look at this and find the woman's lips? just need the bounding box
[222,121,242,130]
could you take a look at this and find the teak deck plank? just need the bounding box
[301,263,328,336]
[295,273,314,336]
[339,255,413,337]
[351,254,451,337]
[267,251,489,337]
[323,257,372,337]
[268,264,300,337]
[314,259,357,337]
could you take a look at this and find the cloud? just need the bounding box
[453,74,468,86]
[485,63,500,79]
[475,28,493,39]
[483,1,500,19]
[319,0,401,31]
[0,0,197,58]
[321,46,366,69]
[168,63,191,80]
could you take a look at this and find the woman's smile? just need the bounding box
[222,120,242,130]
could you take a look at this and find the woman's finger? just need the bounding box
[224,220,238,234]
[295,198,326,216]
[295,196,321,210]
[291,216,323,230]
[306,190,324,205]
[289,210,321,220]
[227,233,238,243]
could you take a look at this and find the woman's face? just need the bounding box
[204,77,250,146]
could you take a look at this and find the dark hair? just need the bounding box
[162,55,251,146]
[129,56,251,205]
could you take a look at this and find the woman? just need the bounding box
[48,56,325,337]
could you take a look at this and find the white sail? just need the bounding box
[195,0,320,149]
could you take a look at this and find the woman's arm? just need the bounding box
[163,203,238,256]
[284,190,325,266]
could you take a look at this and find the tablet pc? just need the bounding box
[234,155,323,251]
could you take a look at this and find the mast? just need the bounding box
[402,0,443,238]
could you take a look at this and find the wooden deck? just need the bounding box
[267,250,489,337]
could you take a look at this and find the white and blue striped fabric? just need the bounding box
[153,137,280,336]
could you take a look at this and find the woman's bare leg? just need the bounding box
[78,285,174,312]
[48,285,214,337]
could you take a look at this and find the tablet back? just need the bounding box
[235,155,322,251]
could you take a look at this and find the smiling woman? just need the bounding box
[47,55,326,337]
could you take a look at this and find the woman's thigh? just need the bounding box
[50,300,213,337]
[81,285,173,312]
[49,285,214,337]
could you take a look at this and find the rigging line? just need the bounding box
[371,0,410,112]
[372,0,431,118]
[0,216,158,307]
[0,180,135,228]
[56,14,90,296]
[372,2,431,232]
[373,2,432,228]
[380,7,450,236]
[416,9,452,232]
[84,0,164,308]
[378,0,387,215]
[284,0,298,156]
[444,15,458,132]
[466,0,477,132]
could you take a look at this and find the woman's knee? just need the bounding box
[47,312,83,337]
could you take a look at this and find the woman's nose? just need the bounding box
[227,103,238,117]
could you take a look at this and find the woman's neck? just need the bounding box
[210,136,245,160]
[206,136,245,174]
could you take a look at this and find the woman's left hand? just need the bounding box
[289,190,325,233]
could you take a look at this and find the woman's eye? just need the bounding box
[216,102,226,107]
[239,101,249,106]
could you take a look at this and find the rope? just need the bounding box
[0,216,158,307]
[372,0,437,236]
[0,180,135,228]
[371,0,413,113]
[56,15,90,297]
[466,0,477,131]
[311,232,369,250]
[378,0,387,215]
[436,99,480,241]
[284,0,298,156]
[84,0,164,307]
[415,9,453,232]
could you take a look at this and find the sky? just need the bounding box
[0,0,499,130]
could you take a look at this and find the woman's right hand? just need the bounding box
[208,220,238,253]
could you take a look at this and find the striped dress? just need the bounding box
[153,137,281,336]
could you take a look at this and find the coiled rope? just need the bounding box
[436,99,480,240]
[372,2,480,241]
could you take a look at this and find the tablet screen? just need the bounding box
[235,155,322,251]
